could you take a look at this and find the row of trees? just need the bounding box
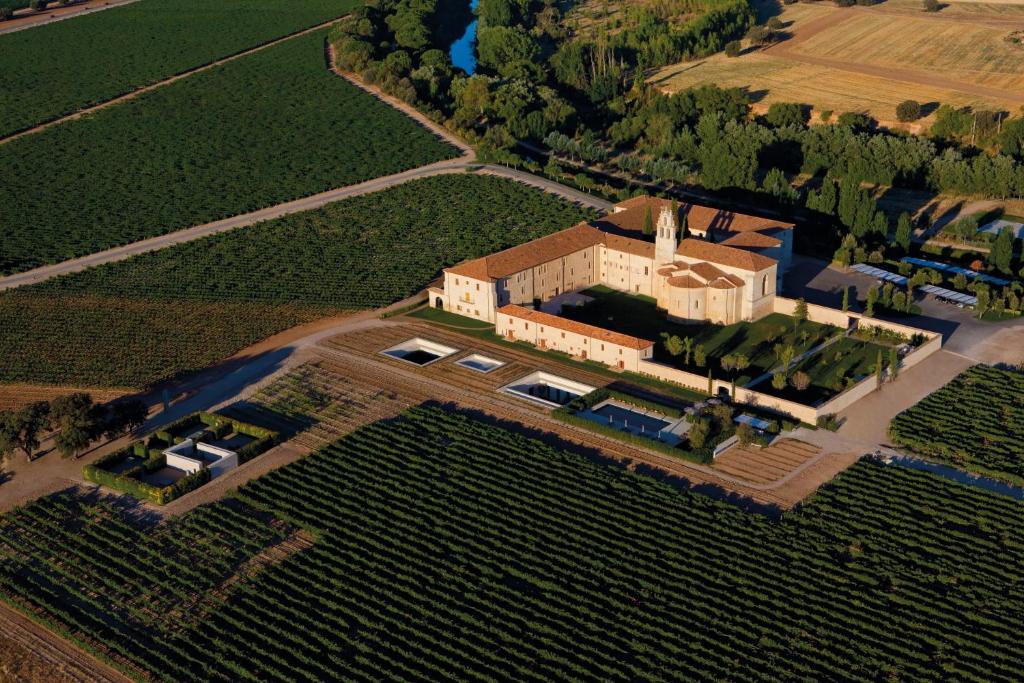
[0,394,147,463]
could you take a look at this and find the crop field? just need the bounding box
[889,364,1024,482]
[0,175,592,388]
[0,0,356,137]
[652,1,1024,125]
[2,407,1023,680]
[0,29,456,276]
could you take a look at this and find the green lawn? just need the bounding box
[563,286,838,381]
[409,306,496,329]
[0,0,356,136]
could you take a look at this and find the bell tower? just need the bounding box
[655,205,678,266]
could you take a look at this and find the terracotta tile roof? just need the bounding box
[677,238,776,273]
[720,232,783,249]
[445,223,605,281]
[603,233,655,258]
[498,305,653,350]
[610,196,794,235]
[667,274,704,289]
[689,261,728,282]
[709,276,741,290]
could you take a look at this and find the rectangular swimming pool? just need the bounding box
[587,403,671,435]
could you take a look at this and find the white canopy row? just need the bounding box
[851,263,908,285]
[919,284,978,307]
[902,257,1009,286]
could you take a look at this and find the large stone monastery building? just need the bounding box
[432,196,794,326]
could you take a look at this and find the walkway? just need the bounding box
[743,333,843,390]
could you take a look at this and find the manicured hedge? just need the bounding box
[83,411,277,504]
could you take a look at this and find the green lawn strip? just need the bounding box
[0,29,456,276]
[0,0,357,136]
[0,175,591,388]
[409,306,496,329]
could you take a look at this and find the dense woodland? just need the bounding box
[332,0,1024,203]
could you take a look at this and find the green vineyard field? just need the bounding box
[0,175,592,388]
[0,29,455,276]
[0,0,356,137]
[2,407,1022,681]
[889,364,1024,482]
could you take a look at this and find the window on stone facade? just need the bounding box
[762,274,768,296]
[644,266,649,275]
[476,284,479,291]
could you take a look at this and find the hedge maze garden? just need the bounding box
[0,175,593,388]
[889,364,1024,482]
[0,0,355,136]
[2,406,1022,681]
[0,29,456,276]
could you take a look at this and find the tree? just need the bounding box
[642,205,654,236]
[765,102,808,129]
[724,40,742,58]
[105,399,148,440]
[0,7,13,21]
[923,0,940,11]
[688,418,711,449]
[694,344,707,368]
[476,26,540,79]
[841,286,850,312]
[794,298,808,321]
[976,286,991,319]
[683,337,694,365]
[896,100,922,123]
[875,349,885,388]
[865,286,879,317]
[888,347,900,380]
[772,372,787,391]
[990,227,1014,275]
[767,16,784,30]
[0,411,19,466]
[51,393,98,459]
[762,167,797,204]
[663,334,685,359]
[790,370,811,391]
[736,422,756,446]
[895,212,913,253]
[15,401,50,460]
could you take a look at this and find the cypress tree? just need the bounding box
[895,213,913,253]
[642,206,654,236]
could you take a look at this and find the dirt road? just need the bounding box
[0,0,138,36]
[0,602,132,683]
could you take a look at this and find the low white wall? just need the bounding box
[165,451,202,475]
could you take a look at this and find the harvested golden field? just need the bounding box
[0,384,127,412]
[652,1,1024,126]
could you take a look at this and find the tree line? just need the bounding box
[0,394,147,464]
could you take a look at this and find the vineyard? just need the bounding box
[0,0,355,137]
[0,29,455,275]
[0,175,590,388]
[889,364,1024,482]
[3,407,1023,680]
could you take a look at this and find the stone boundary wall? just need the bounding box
[637,302,942,423]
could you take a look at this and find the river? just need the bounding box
[449,0,479,74]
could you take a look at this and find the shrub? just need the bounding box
[766,17,783,30]
[0,7,13,20]
[896,99,922,123]
[923,0,940,11]
[835,0,855,7]
[724,40,742,57]
[29,0,47,10]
